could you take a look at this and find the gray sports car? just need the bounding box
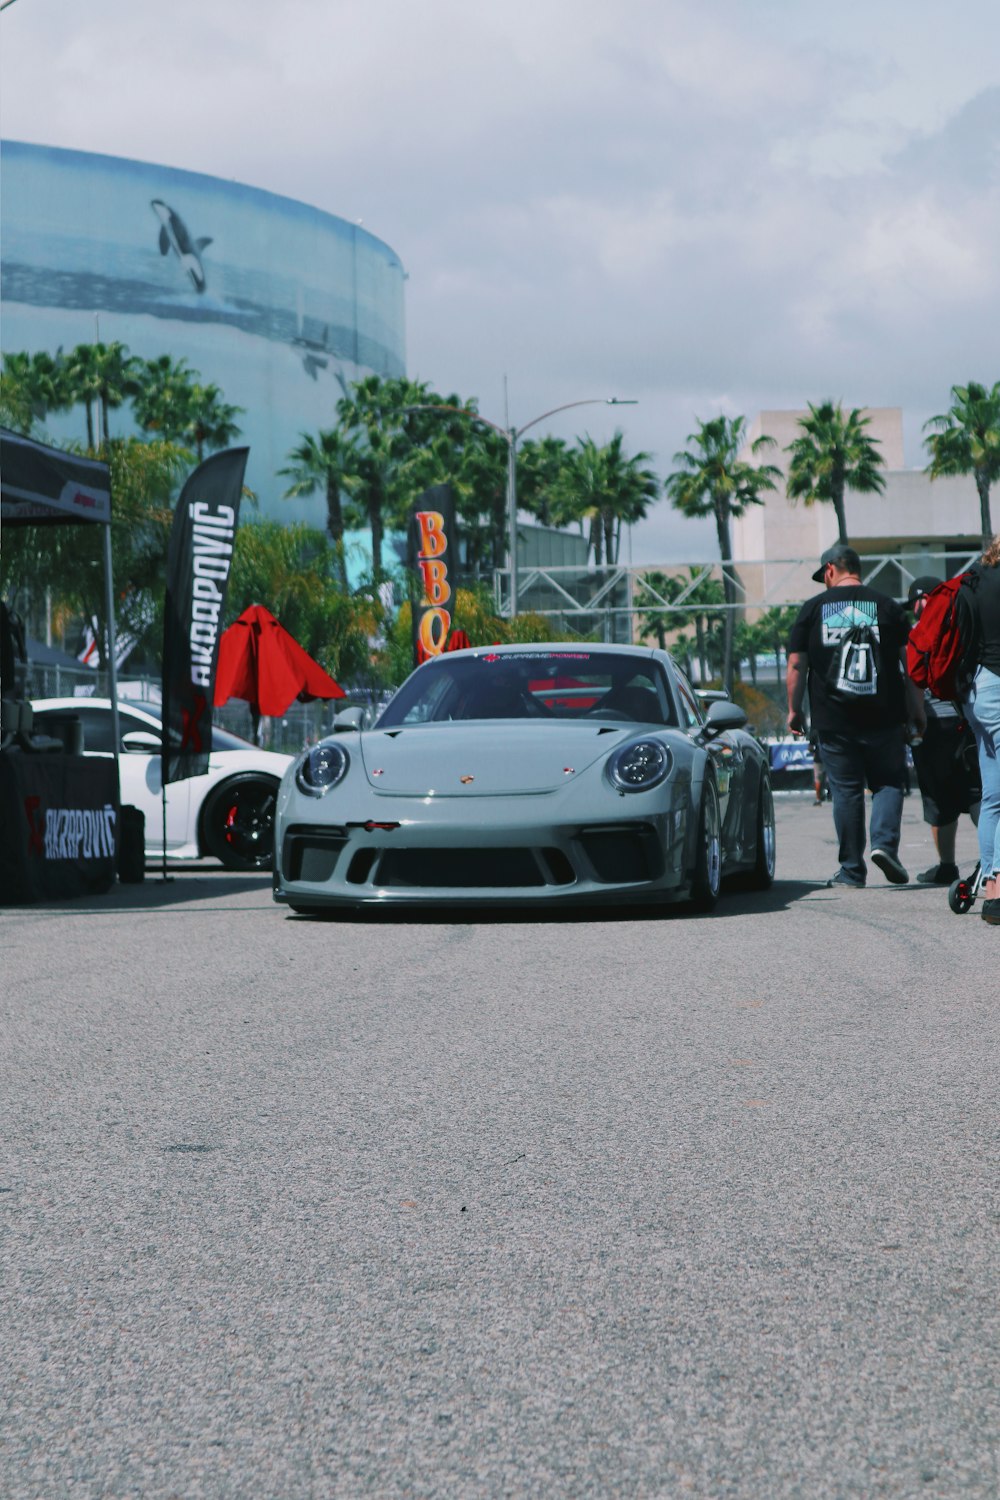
[272,643,775,914]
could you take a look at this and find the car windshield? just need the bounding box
[376,652,677,728]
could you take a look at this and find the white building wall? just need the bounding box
[733,408,983,607]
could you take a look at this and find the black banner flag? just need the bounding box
[408,483,459,666]
[161,448,248,784]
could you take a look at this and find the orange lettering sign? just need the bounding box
[419,557,452,606]
[415,511,447,559]
[418,607,451,657]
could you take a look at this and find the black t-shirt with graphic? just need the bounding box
[787,584,910,734]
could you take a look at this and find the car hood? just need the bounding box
[357,721,654,796]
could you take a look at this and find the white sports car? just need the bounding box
[30,698,291,870]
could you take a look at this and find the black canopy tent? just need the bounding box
[0,427,121,790]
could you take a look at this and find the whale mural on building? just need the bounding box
[151,199,212,293]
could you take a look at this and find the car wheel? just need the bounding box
[201,774,280,871]
[746,772,776,890]
[689,773,722,912]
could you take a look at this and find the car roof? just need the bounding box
[421,642,666,664]
[31,696,162,720]
[32,698,160,718]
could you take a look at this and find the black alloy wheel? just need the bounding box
[745,772,777,890]
[689,773,722,912]
[201,774,280,871]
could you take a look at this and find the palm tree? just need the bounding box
[924,380,1000,548]
[636,568,725,682]
[785,400,886,546]
[665,414,780,694]
[279,429,359,587]
[335,375,437,578]
[755,604,802,682]
[184,382,243,462]
[552,432,659,567]
[517,435,571,527]
[131,354,199,443]
[1,350,73,433]
[64,341,138,448]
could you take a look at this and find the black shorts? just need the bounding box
[911,715,981,825]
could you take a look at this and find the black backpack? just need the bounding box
[826,622,881,701]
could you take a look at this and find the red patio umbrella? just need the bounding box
[214,604,346,719]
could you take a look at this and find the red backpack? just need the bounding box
[906,575,977,701]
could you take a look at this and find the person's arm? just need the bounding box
[901,648,926,736]
[786,651,808,735]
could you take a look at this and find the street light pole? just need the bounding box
[504,396,637,617]
[407,396,637,618]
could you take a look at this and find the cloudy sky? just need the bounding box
[2,0,998,560]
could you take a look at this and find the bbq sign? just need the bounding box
[409,484,460,666]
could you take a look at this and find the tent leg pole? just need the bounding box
[160,781,170,883]
[102,522,122,828]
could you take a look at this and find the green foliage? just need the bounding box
[785,400,886,545]
[227,518,381,686]
[732,681,786,737]
[0,437,188,664]
[635,567,725,682]
[665,415,780,530]
[279,428,361,584]
[332,375,449,578]
[550,431,658,565]
[924,379,1000,546]
[131,354,198,440]
[50,342,141,448]
[516,435,570,528]
[1,349,73,434]
[665,415,780,692]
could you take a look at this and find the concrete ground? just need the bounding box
[1,794,996,1498]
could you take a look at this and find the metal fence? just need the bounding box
[496,549,982,637]
[23,661,385,757]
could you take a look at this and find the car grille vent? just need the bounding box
[347,848,379,884]
[375,848,548,889]
[577,825,661,884]
[283,825,347,883]
[539,848,575,885]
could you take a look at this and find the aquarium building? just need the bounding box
[0,141,406,530]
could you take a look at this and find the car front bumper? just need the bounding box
[272,786,693,910]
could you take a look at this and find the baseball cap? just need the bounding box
[811,544,863,583]
[907,575,942,608]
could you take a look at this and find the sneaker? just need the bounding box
[917,862,959,886]
[871,849,909,885]
[826,870,866,888]
[981,898,1000,926]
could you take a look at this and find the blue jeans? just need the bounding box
[965,667,1000,879]
[817,727,907,884]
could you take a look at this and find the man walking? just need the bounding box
[786,544,925,887]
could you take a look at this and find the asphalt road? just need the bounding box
[2,796,996,1499]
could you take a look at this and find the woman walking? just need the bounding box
[963,534,1000,924]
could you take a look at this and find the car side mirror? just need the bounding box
[698,700,747,741]
[122,730,161,753]
[332,705,369,732]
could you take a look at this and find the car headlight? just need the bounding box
[607,738,672,792]
[296,742,349,796]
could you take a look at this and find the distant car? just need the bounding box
[31,698,291,870]
[272,643,775,913]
